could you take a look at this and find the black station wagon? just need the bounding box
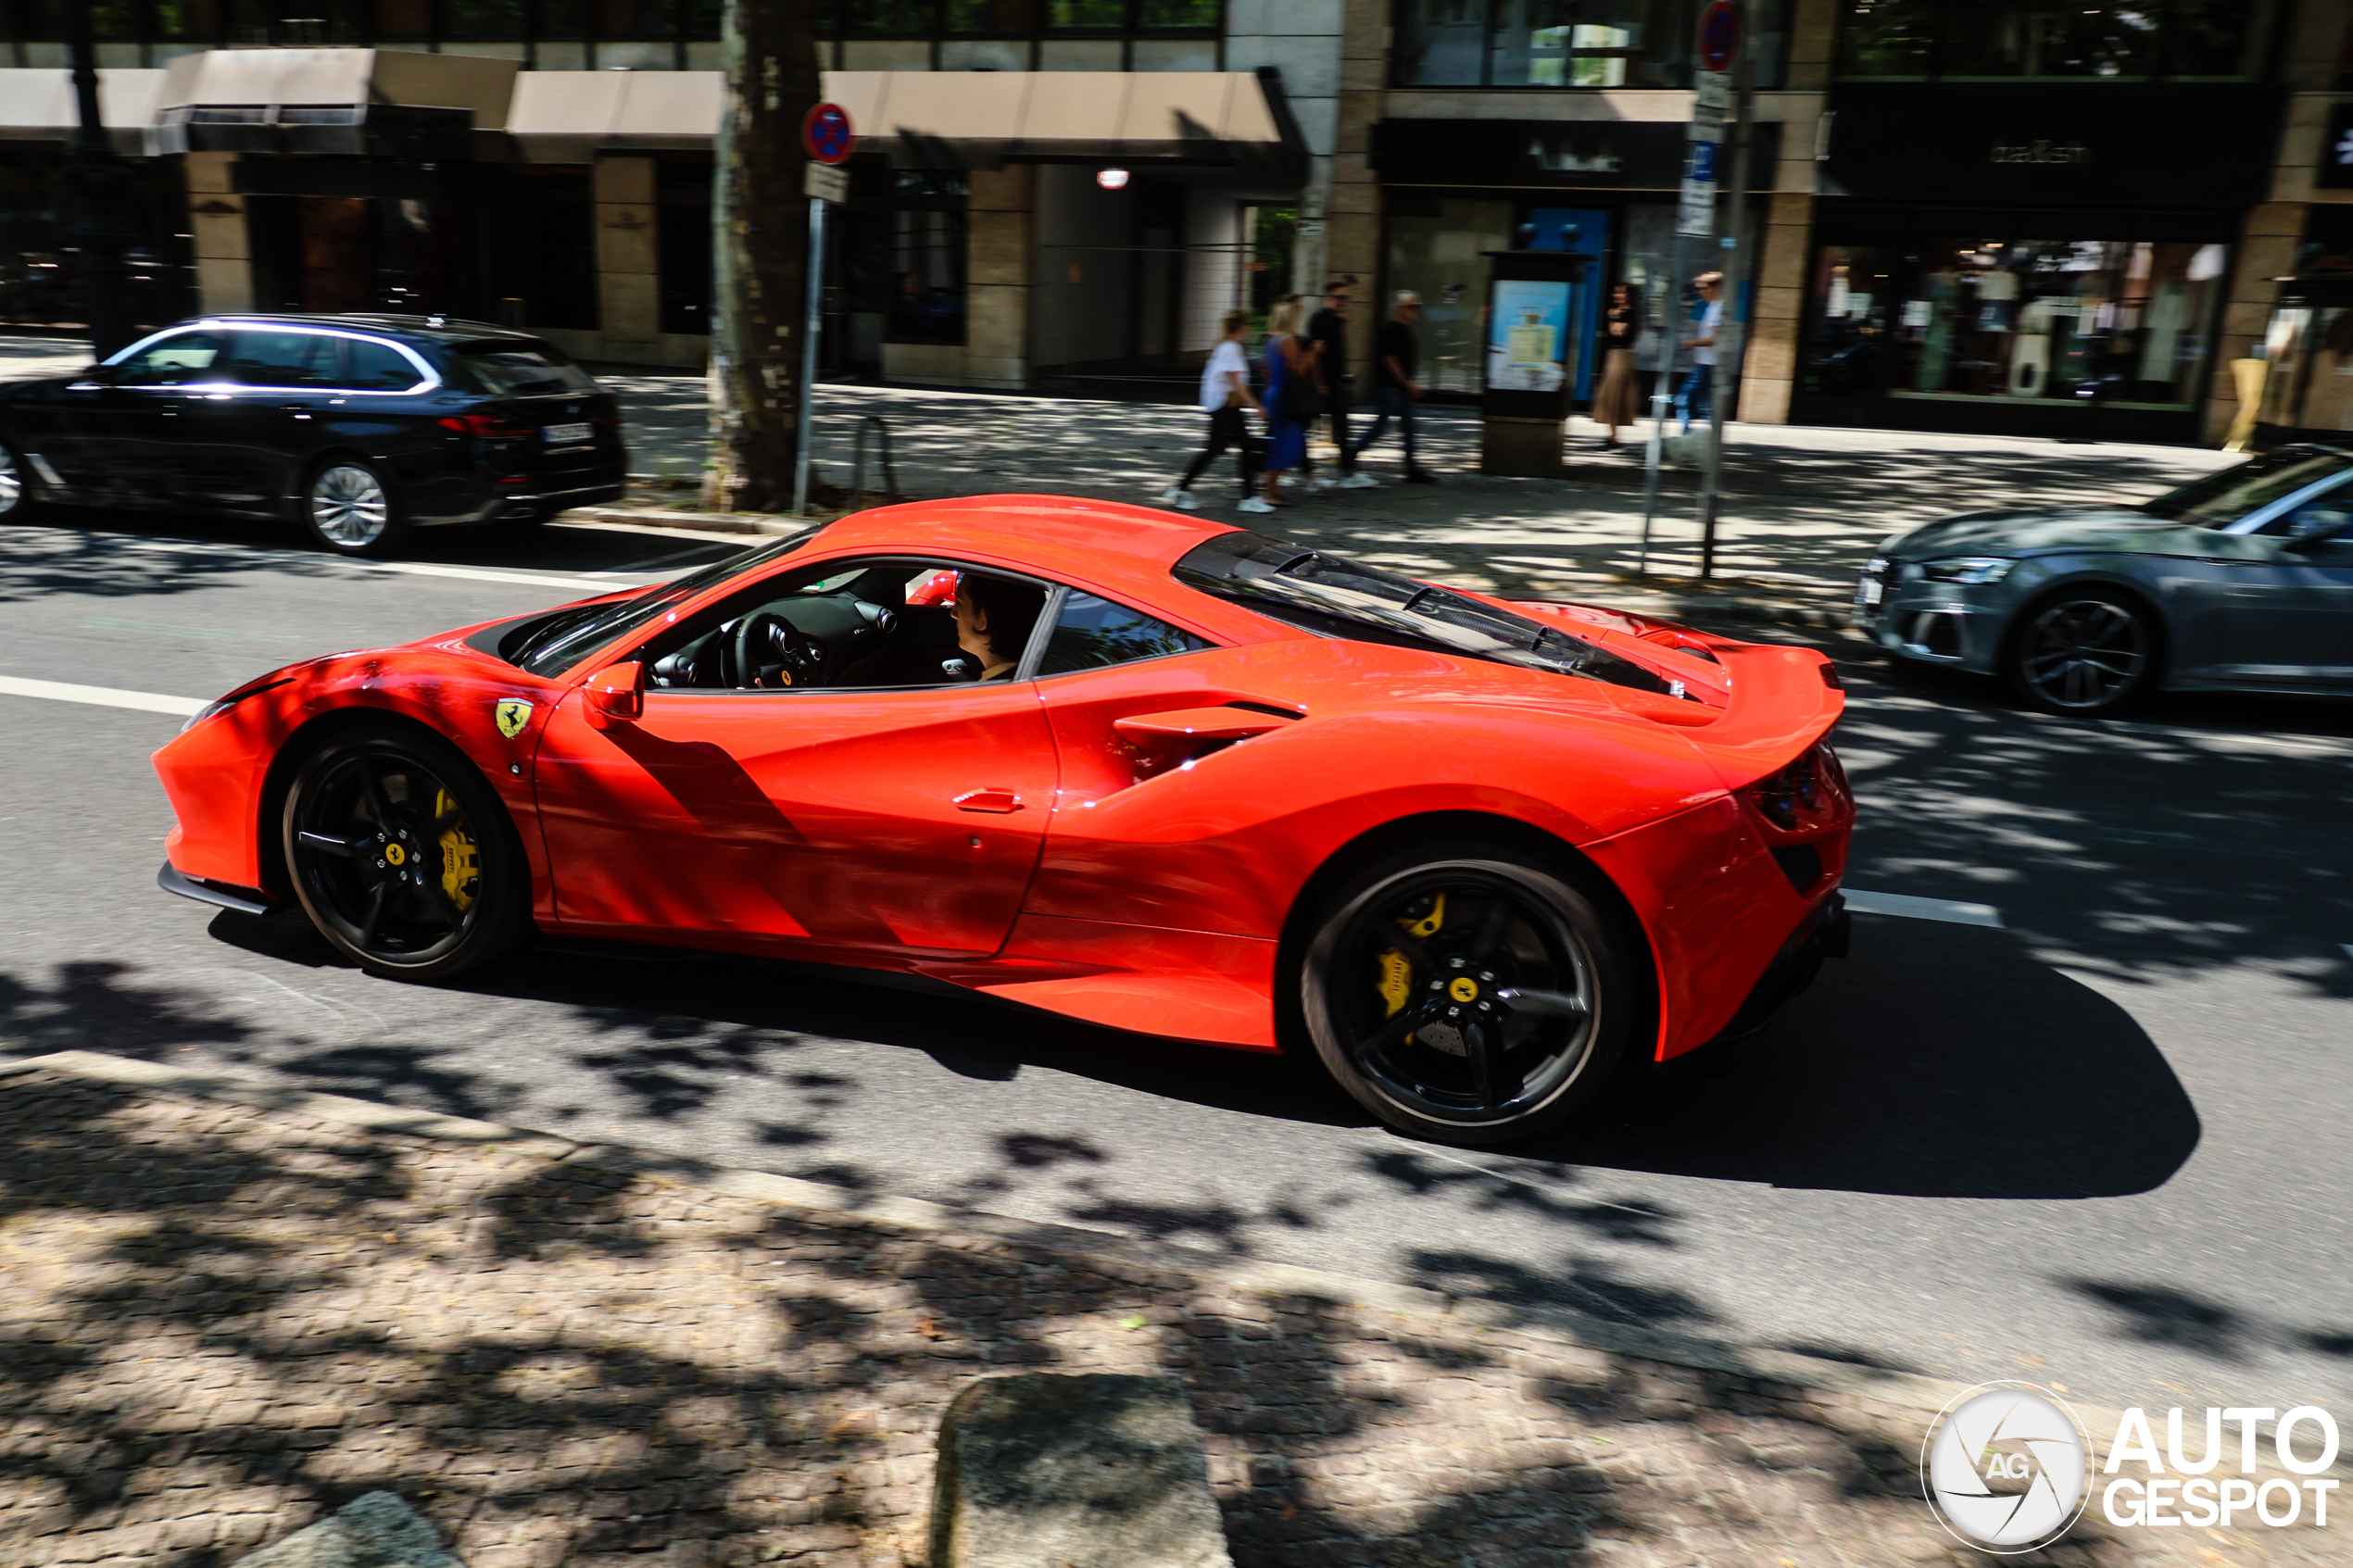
[0,313,626,556]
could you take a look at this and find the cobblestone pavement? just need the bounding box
[596,370,2235,605]
[5,1059,2346,1568]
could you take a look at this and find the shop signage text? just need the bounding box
[1991,140,2091,165]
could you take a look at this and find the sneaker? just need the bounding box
[1158,486,1200,511]
[1337,471,1379,490]
[1237,495,1277,513]
[1403,469,1439,485]
[1309,476,1337,491]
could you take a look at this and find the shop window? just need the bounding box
[1835,0,2273,79]
[1047,0,1124,25]
[537,0,592,34]
[946,0,1038,30]
[2257,304,2353,438]
[890,208,967,345]
[1136,0,1213,23]
[848,0,939,30]
[1802,239,2229,409]
[1385,197,1512,396]
[1397,0,1783,87]
[658,158,712,336]
[445,0,526,36]
[152,0,224,39]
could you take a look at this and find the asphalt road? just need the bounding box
[3,502,2350,1421]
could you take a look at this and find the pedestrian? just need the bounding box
[1161,308,1266,512]
[1255,295,1317,510]
[1677,270,1725,433]
[1346,291,1435,483]
[1308,280,1375,489]
[1592,279,1642,448]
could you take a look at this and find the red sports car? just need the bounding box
[153,497,1852,1145]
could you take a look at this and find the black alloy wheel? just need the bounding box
[2004,587,2156,716]
[1301,840,1638,1146]
[283,722,531,980]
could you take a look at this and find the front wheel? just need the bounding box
[1300,839,1641,1146]
[2003,587,2157,716]
[0,434,35,521]
[304,458,410,557]
[283,722,532,981]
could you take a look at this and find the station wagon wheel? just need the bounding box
[2004,587,2155,716]
[304,458,410,557]
[0,437,29,519]
[1301,842,1638,1146]
[283,723,530,980]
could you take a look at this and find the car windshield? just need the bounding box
[509,529,827,676]
[1172,532,1680,696]
[451,343,601,396]
[2141,447,2353,527]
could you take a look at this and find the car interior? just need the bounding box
[636,558,1214,693]
[642,561,1008,692]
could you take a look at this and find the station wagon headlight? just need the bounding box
[1919,556,2016,585]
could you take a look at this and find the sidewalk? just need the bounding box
[5,1052,2345,1568]
[597,371,2238,617]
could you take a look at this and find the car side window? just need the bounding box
[110,331,230,386]
[1040,591,1210,675]
[345,338,422,391]
[224,330,338,388]
[2259,472,2353,538]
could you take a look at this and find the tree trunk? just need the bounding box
[703,0,822,514]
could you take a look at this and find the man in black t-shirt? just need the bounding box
[1308,281,1376,487]
[1344,292,1434,483]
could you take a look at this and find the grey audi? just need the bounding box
[0,313,625,557]
[1856,444,2353,715]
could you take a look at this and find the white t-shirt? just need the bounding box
[1693,299,1725,367]
[1200,339,1249,412]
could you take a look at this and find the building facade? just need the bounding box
[5,0,2351,445]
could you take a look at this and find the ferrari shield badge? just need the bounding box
[494,698,534,739]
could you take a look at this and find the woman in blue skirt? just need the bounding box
[1254,295,1316,512]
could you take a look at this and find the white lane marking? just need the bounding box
[0,674,205,717]
[1843,889,2005,928]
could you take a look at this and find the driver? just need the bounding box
[950,571,1047,680]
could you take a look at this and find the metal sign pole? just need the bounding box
[791,194,825,516]
[1697,9,1757,580]
[1638,44,1729,578]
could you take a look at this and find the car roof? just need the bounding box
[809,495,1246,603]
[175,313,546,347]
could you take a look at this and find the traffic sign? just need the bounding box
[1699,0,1740,72]
[802,102,854,166]
[805,162,849,203]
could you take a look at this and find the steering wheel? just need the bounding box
[731,611,824,689]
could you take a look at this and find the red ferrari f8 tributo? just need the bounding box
[153,497,1853,1144]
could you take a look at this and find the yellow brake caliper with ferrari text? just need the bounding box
[434,788,481,912]
[1377,892,1445,1040]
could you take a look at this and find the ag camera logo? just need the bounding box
[1921,1382,2092,1552]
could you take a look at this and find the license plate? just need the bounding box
[1856,576,1883,607]
[543,421,591,445]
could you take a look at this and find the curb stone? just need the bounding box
[0,1048,1964,1419]
[230,1490,465,1567]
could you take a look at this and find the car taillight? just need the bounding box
[437,414,536,440]
[1741,741,1850,832]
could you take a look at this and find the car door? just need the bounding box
[57,328,233,499]
[530,559,1062,960]
[2217,481,2353,687]
[200,327,342,510]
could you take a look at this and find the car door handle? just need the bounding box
[281,405,312,420]
[953,788,1024,813]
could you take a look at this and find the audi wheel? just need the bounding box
[2004,588,2157,716]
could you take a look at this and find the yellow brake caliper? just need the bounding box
[1377,892,1445,1032]
[434,788,481,912]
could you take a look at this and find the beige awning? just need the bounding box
[506,69,723,161]
[0,68,165,153]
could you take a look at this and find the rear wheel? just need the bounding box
[304,458,410,557]
[0,436,33,521]
[2003,587,2156,716]
[1300,838,1640,1146]
[282,721,531,981]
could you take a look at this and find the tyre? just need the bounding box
[282,721,532,981]
[0,433,35,521]
[1299,837,1641,1146]
[2003,586,2157,716]
[303,458,410,557]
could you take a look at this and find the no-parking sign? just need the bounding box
[802,102,854,166]
[1699,0,1740,72]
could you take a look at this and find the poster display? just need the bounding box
[1486,278,1574,393]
